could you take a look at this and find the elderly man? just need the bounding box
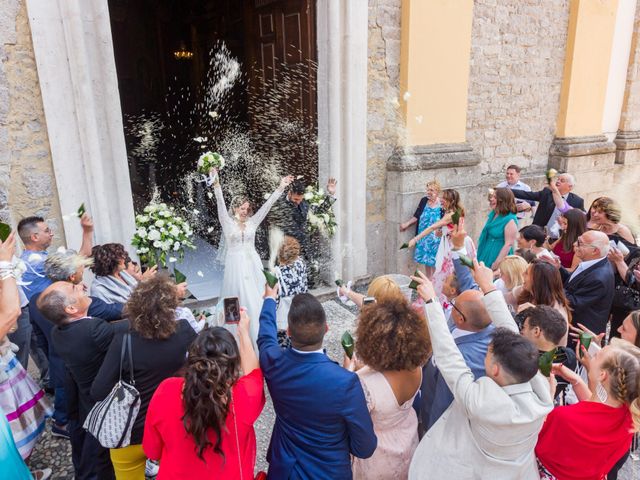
[497,164,534,219]
[38,281,127,480]
[511,173,584,229]
[409,263,553,479]
[560,230,614,335]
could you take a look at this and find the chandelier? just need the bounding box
[173,41,193,60]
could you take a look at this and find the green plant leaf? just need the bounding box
[174,268,186,284]
[538,348,557,377]
[0,223,10,242]
[458,254,475,269]
[408,270,420,290]
[399,242,409,250]
[263,269,278,288]
[341,331,354,359]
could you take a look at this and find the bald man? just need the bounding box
[419,288,495,433]
[560,230,614,335]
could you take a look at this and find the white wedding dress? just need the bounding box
[213,181,284,345]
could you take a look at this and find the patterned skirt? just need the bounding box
[0,349,52,459]
[536,458,558,480]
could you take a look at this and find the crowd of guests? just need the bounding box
[0,162,639,480]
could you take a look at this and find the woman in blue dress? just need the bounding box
[401,180,442,278]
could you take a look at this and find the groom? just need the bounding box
[272,177,337,259]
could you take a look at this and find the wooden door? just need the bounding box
[244,0,318,182]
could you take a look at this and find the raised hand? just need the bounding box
[142,264,158,280]
[607,247,624,264]
[327,177,337,196]
[450,222,467,250]
[280,175,294,190]
[238,307,251,335]
[209,167,218,177]
[0,231,16,262]
[175,282,188,300]
[80,213,94,233]
[264,280,279,300]
[410,270,436,302]
[471,259,495,293]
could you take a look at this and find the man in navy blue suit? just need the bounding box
[258,284,377,479]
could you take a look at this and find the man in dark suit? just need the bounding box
[258,286,376,480]
[511,173,584,228]
[38,281,128,480]
[559,231,614,335]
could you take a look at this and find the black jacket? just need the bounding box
[90,319,196,444]
[51,317,130,421]
[511,188,584,227]
[561,258,615,335]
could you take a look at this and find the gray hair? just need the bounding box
[559,173,576,187]
[37,288,77,326]
[44,249,93,282]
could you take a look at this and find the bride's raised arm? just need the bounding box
[208,169,234,235]
[251,175,294,225]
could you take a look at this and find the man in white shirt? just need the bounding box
[409,262,553,479]
[497,164,534,219]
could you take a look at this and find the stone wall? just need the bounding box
[467,0,570,182]
[0,0,62,242]
[366,0,402,276]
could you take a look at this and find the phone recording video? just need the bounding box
[223,297,241,324]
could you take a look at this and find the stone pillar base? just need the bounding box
[386,142,481,275]
[549,135,617,197]
[614,130,640,165]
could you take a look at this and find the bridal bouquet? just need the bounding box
[304,184,337,237]
[197,151,225,174]
[132,201,196,267]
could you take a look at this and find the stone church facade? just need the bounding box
[1,0,639,282]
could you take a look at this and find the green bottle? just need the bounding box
[263,269,278,288]
[341,331,354,359]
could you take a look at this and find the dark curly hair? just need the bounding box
[124,275,178,340]
[356,300,430,371]
[182,327,241,460]
[91,243,128,277]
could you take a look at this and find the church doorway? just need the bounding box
[107,0,318,211]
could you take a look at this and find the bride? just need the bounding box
[209,167,293,344]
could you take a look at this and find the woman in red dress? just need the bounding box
[143,308,265,479]
[535,339,640,480]
[549,208,586,271]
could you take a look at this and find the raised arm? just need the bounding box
[0,233,21,338]
[511,189,542,202]
[251,176,291,226]
[237,308,259,375]
[209,172,234,235]
[472,260,519,333]
[78,214,95,257]
[548,183,570,212]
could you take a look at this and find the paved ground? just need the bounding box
[27,298,640,479]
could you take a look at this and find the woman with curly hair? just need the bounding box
[89,243,157,304]
[91,275,197,479]
[349,299,431,479]
[587,196,637,246]
[143,309,264,479]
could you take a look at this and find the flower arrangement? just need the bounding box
[197,151,225,174]
[131,201,196,267]
[304,184,337,237]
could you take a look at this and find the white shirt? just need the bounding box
[292,347,324,355]
[497,180,533,219]
[568,257,604,283]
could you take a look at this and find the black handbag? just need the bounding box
[613,282,640,311]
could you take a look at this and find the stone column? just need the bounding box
[615,3,640,165]
[387,0,479,274]
[550,0,621,196]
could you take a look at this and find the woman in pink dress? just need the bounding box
[347,299,431,479]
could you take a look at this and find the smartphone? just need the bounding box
[363,297,376,305]
[223,297,241,324]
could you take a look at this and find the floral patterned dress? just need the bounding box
[414,200,442,267]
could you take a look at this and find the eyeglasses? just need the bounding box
[451,302,466,323]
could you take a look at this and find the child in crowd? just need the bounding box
[274,236,308,347]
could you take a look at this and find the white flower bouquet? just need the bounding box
[131,201,196,267]
[197,151,225,174]
[304,184,337,237]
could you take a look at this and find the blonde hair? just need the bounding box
[367,276,406,305]
[499,255,528,290]
[278,236,301,266]
[602,341,640,432]
[426,180,441,192]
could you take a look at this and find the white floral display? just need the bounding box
[131,202,196,267]
[196,151,225,175]
[304,184,337,237]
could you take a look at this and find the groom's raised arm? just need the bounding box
[257,293,280,363]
